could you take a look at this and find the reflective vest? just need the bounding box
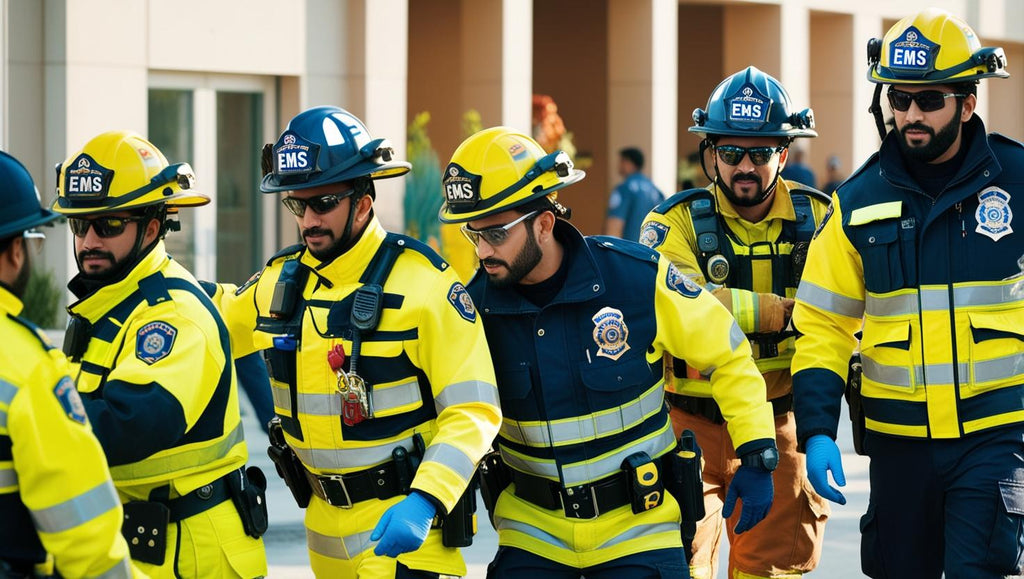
[0,286,133,578]
[641,181,830,398]
[793,116,1024,441]
[65,242,247,499]
[222,218,501,511]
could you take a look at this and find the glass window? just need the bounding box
[216,92,263,284]
[148,89,196,271]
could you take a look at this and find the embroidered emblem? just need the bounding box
[975,187,1013,241]
[273,130,320,176]
[725,83,771,126]
[447,283,477,322]
[53,376,87,425]
[64,154,114,200]
[443,163,482,209]
[666,263,701,298]
[136,321,178,365]
[888,26,939,74]
[639,222,669,249]
[592,307,630,360]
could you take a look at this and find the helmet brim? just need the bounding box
[52,191,210,215]
[438,169,585,224]
[0,207,61,239]
[688,126,818,139]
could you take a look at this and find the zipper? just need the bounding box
[955,202,966,238]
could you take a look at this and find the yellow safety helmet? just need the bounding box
[438,127,584,224]
[53,131,209,216]
[868,8,1008,84]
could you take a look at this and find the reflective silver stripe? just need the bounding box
[306,527,374,560]
[94,557,132,579]
[922,362,966,385]
[421,443,477,481]
[499,449,559,480]
[729,321,746,350]
[435,380,499,412]
[600,522,681,548]
[109,422,244,481]
[0,379,17,406]
[0,408,7,429]
[561,426,677,487]
[975,353,1024,383]
[500,383,664,447]
[866,284,1024,317]
[293,436,414,471]
[796,282,865,318]
[494,516,570,550]
[30,480,119,534]
[371,380,422,413]
[271,384,291,412]
[0,466,17,487]
[860,355,914,389]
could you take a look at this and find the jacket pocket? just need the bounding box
[860,319,916,394]
[496,366,534,401]
[579,355,654,392]
[985,479,1024,575]
[851,220,904,293]
[967,309,1024,392]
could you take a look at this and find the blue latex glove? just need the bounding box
[371,491,437,557]
[722,464,774,534]
[805,434,847,505]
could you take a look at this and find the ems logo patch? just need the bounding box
[726,83,771,126]
[64,154,114,200]
[666,263,701,299]
[443,163,482,209]
[136,321,177,365]
[447,282,477,322]
[975,187,1013,241]
[273,130,320,176]
[592,307,630,360]
[639,222,669,249]
[888,27,938,74]
[53,376,87,425]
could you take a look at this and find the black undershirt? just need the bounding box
[903,133,970,199]
[514,229,571,308]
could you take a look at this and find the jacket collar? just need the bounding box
[298,216,387,287]
[68,241,172,323]
[0,284,23,318]
[474,220,606,314]
[712,179,798,223]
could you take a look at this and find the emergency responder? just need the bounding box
[219,106,501,578]
[439,127,777,578]
[0,150,138,578]
[639,67,830,579]
[52,132,268,578]
[792,8,1024,578]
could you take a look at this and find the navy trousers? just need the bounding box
[861,427,1024,578]
[486,546,688,579]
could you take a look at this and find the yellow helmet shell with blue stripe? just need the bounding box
[439,127,584,224]
[869,8,1009,84]
[53,131,209,216]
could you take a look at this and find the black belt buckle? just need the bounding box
[316,475,353,508]
[560,484,599,519]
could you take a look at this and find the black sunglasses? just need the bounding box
[461,211,538,247]
[714,145,785,167]
[69,216,147,238]
[887,89,966,113]
[281,188,354,217]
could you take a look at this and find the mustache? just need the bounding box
[480,258,509,269]
[77,250,115,262]
[731,172,762,186]
[901,123,935,138]
[302,227,334,240]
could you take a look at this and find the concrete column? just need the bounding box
[778,3,810,123]
[501,0,532,133]
[723,4,781,77]
[608,0,677,204]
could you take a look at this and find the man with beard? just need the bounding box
[638,67,831,579]
[220,106,501,578]
[439,127,775,578]
[0,151,138,578]
[52,131,268,578]
[792,8,1024,578]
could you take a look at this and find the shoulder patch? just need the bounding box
[639,221,669,249]
[666,263,702,298]
[235,269,263,296]
[266,243,305,266]
[447,282,477,322]
[53,376,87,425]
[651,188,713,215]
[136,321,178,365]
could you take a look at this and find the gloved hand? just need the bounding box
[805,434,846,505]
[371,491,437,557]
[722,464,774,534]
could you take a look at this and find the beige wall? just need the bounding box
[984,40,1024,141]
[408,0,466,162]
[677,4,724,190]
[810,11,854,187]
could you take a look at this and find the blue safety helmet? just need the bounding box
[260,106,411,194]
[690,66,817,139]
[0,151,59,240]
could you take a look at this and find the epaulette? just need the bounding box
[785,183,832,205]
[650,188,713,215]
[590,236,661,265]
[7,313,55,351]
[265,243,305,266]
[989,132,1024,151]
[388,233,448,272]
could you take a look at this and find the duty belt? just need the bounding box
[511,468,631,519]
[305,460,406,508]
[667,392,793,425]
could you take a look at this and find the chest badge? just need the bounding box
[975,187,1013,241]
[592,307,631,360]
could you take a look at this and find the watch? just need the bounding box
[741,446,780,472]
